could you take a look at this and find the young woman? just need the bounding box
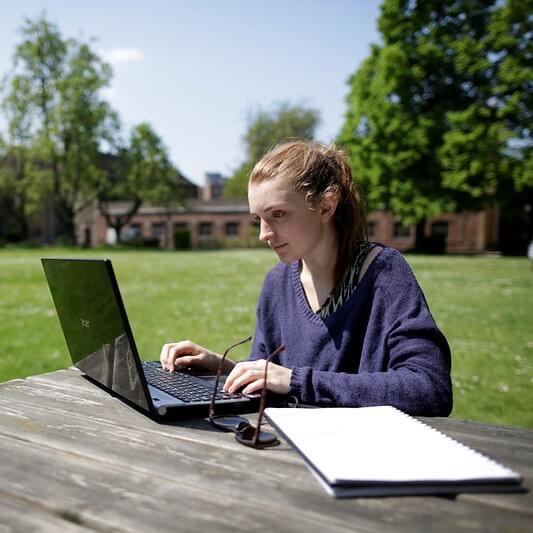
[160,140,452,416]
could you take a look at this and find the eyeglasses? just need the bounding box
[209,337,286,449]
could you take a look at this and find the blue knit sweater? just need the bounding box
[249,247,453,416]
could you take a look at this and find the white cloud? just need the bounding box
[101,48,144,65]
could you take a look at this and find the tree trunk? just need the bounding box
[114,221,125,244]
[98,198,143,246]
[415,219,427,252]
[16,210,30,242]
[54,196,77,245]
[14,154,31,242]
[13,192,30,241]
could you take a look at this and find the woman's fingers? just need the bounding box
[224,361,261,393]
[242,378,266,395]
[224,359,292,395]
[227,369,264,394]
[159,340,202,371]
[159,343,175,370]
[171,355,202,368]
[168,346,206,372]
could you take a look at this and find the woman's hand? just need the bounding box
[223,359,292,395]
[159,340,233,373]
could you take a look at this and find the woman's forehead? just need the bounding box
[248,178,301,211]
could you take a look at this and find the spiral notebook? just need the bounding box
[265,406,523,498]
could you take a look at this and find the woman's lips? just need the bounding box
[273,243,288,251]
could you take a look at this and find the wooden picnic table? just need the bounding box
[0,368,531,532]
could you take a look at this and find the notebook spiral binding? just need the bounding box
[394,407,517,475]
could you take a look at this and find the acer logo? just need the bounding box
[80,319,90,328]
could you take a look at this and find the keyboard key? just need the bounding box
[142,363,241,403]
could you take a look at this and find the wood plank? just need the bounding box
[1,370,532,532]
[0,493,94,532]
[1,428,532,533]
[0,434,395,533]
[423,417,533,451]
[4,371,532,483]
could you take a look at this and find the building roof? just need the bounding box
[102,198,249,216]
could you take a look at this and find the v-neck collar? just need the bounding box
[290,246,387,325]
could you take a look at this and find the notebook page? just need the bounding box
[265,406,520,485]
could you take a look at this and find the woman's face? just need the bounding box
[248,177,332,263]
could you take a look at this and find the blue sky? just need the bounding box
[0,0,382,185]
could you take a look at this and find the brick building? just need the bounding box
[366,207,499,253]
[77,195,499,254]
[77,199,256,249]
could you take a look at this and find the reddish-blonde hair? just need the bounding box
[249,140,366,286]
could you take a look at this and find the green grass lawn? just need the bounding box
[0,247,531,428]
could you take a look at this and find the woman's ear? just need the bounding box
[318,190,339,223]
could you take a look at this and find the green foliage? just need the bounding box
[98,122,182,242]
[128,123,177,205]
[0,141,48,240]
[339,0,533,224]
[0,14,118,243]
[122,236,160,248]
[0,248,531,428]
[224,102,321,197]
[1,15,184,246]
[55,41,117,198]
[224,161,255,199]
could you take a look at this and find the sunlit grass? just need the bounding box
[0,247,531,428]
[408,255,533,428]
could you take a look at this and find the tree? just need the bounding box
[0,15,66,241]
[0,138,47,242]
[224,102,320,197]
[98,123,183,244]
[339,0,533,249]
[1,15,118,243]
[0,88,41,242]
[51,39,119,242]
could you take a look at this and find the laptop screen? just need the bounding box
[42,258,152,413]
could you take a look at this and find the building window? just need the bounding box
[394,221,411,238]
[367,221,376,238]
[125,223,142,239]
[152,223,165,238]
[431,221,449,238]
[225,221,239,237]
[199,222,213,236]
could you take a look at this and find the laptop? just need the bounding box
[41,258,259,419]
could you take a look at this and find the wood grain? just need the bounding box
[0,369,531,532]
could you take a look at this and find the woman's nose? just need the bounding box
[259,220,274,242]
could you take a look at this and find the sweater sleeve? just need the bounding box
[248,270,272,362]
[249,301,267,361]
[289,262,453,416]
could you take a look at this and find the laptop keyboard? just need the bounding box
[143,362,240,403]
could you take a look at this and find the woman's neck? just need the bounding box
[299,228,338,311]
